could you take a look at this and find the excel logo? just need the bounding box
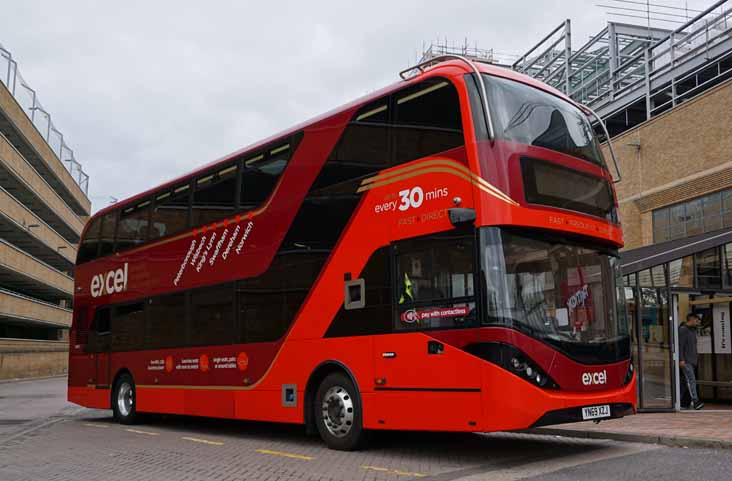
[582,370,607,386]
[90,263,129,298]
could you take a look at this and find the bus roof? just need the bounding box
[91,61,578,223]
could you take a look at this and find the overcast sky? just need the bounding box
[0,0,711,212]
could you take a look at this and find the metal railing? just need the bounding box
[0,42,89,195]
[512,0,732,122]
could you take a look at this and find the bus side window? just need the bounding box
[146,292,187,349]
[192,164,237,228]
[116,200,151,253]
[240,141,293,211]
[98,211,117,259]
[151,184,190,240]
[87,307,111,353]
[94,307,111,334]
[393,232,476,331]
[237,253,319,343]
[77,216,101,264]
[189,283,235,347]
[111,302,146,351]
[324,247,392,337]
[393,78,464,165]
[313,100,390,192]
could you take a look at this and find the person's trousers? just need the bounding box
[682,363,699,403]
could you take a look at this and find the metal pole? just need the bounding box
[3,50,10,88]
[564,19,572,95]
[608,22,618,100]
[670,32,677,107]
[644,47,652,120]
[399,54,496,141]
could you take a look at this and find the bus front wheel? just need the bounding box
[314,372,364,450]
[112,373,138,424]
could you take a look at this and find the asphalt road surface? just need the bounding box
[1,377,731,481]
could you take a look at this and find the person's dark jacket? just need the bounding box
[679,324,698,366]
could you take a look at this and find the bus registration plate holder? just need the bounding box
[581,404,610,420]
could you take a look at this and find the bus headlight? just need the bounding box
[484,346,559,390]
[623,361,634,385]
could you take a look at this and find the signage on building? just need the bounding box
[713,303,731,354]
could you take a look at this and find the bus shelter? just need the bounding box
[622,229,732,411]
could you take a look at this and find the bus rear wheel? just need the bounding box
[314,372,364,450]
[112,373,138,425]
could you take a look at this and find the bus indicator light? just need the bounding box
[200,354,210,372]
[237,352,249,371]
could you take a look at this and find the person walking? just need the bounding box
[679,313,704,410]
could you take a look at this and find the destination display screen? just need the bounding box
[521,157,617,223]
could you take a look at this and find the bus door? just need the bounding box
[90,307,112,387]
[371,230,483,429]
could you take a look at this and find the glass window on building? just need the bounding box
[703,192,722,232]
[653,189,732,243]
[723,191,732,227]
[695,248,721,290]
[653,209,670,243]
[668,204,686,240]
[669,256,694,288]
[723,243,732,288]
[638,267,666,288]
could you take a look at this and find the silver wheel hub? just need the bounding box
[117,382,134,417]
[320,385,354,438]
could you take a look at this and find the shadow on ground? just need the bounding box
[77,410,608,467]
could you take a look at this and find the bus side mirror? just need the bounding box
[344,278,365,310]
[448,208,476,226]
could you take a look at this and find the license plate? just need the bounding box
[581,404,611,420]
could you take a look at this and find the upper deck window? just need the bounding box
[476,74,606,169]
[98,212,117,258]
[76,217,101,265]
[116,201,151,252]
[151,184,190,239]
[394,78,463,164]
[192,164,237,227]
[240,141,294,210]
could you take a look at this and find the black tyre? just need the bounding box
[314,372,365,450]
[112,373,138,425]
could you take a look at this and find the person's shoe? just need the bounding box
[693,401,705,410]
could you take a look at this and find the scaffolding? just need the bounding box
[420,0,732,136]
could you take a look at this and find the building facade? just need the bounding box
[1,43,90,379]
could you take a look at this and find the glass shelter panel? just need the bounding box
[639,287,673,409]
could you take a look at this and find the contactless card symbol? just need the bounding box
[401,309,419,324]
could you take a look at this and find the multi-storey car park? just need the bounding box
[1,42,91,379]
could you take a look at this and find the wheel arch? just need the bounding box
[304,360,361,435]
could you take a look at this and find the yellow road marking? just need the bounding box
[82,423,109,428]
[125,428,159,436]
[361,465,427,477]
[181,436,224,446]
[256,449,314,461]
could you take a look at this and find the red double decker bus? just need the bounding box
[69,57,635,450]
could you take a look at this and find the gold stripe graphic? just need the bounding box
[359,158,518,206]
